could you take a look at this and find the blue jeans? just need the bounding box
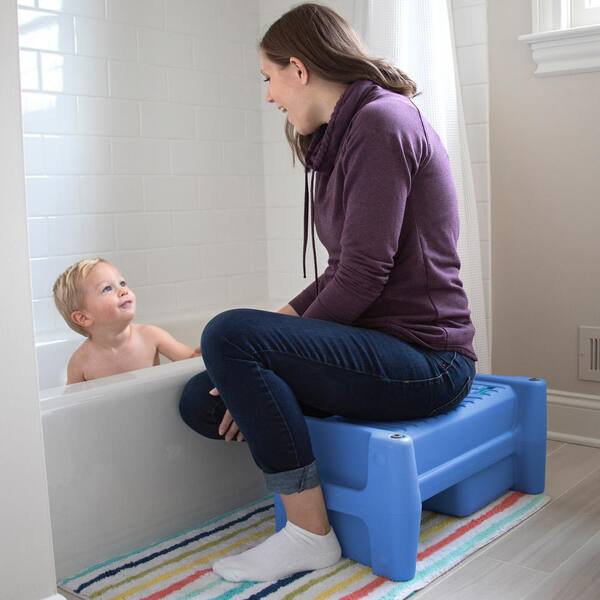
[179,309,475,495]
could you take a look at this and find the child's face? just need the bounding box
[75,262,136,331]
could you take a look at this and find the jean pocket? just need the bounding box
[426,350,457,376]
[427,374,473,417]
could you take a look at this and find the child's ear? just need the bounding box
[71,310,93,329]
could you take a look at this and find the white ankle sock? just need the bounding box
[212,520,342,582]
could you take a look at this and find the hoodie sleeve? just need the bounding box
[288,266,333,316]
[301,106,426,324]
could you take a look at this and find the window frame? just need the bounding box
[571,0,600,27]
[519,0,600,76]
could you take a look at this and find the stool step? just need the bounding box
[418,431,515,501]
[423,456,514,516]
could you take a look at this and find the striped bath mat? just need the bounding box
[60,491,549,600]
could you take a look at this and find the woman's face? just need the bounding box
[260,53,321,135]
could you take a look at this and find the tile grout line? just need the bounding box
[547,460,600,504]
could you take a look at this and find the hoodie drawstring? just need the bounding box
[302,166,319,295]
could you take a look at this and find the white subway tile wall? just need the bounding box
[19,0,266,335]
[20,0,490,348]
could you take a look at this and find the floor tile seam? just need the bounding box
[495,559,551,576]
[518,571,554,600]
[518,537,600,600]
[481,497,561,572]
[548,461,600,503]
[409,555,544,600]
[555,527,600,566]
[489,504,600,576]
[477,500,555,558]
[462,554,550,581]
[545,442,565,457]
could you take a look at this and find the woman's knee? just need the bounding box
[179,371,223,440]
[200,308,262,358]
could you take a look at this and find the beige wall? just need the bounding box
[489,0,600,394]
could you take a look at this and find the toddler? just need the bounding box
[53,257,199,384]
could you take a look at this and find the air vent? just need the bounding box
[578,326,600,382]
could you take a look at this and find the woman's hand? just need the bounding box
[210,388,245,442]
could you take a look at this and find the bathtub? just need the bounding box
[38,305,278,580]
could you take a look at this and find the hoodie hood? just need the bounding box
[302,80,382,288]
[305,80,381,173]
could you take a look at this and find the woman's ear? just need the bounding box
[289,56,309,84]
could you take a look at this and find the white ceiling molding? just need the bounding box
[519,24,600,76]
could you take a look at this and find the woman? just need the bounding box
[179,3,477,583]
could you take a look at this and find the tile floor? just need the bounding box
[57,440,600,600]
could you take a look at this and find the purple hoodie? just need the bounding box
[289,80,477,361]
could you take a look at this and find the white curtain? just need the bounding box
[354,0,491,373]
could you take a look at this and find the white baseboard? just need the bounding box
[547,388,600,448]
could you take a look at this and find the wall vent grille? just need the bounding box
[579,326,600,382]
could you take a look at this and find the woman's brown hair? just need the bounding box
[259,3,418,166]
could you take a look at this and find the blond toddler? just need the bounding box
[53,257,198,384]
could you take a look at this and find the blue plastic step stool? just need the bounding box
[274,374,546,581]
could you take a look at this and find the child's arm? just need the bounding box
[145,325,199,361]
[66,353,85,384]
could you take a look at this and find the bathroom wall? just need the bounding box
[20,0,491,344]
[489,1,600,395]
[19,0,268,337]
[259,0,492,346]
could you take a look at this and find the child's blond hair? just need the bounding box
[53,257,107,336]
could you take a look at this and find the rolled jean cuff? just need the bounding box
[264,460,320,494]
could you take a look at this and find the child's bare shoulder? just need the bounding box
[69,339,91,363]
[67,340,91,383]
[134,323,168,339]
[133,324,174,352]
[70,337,106,365]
